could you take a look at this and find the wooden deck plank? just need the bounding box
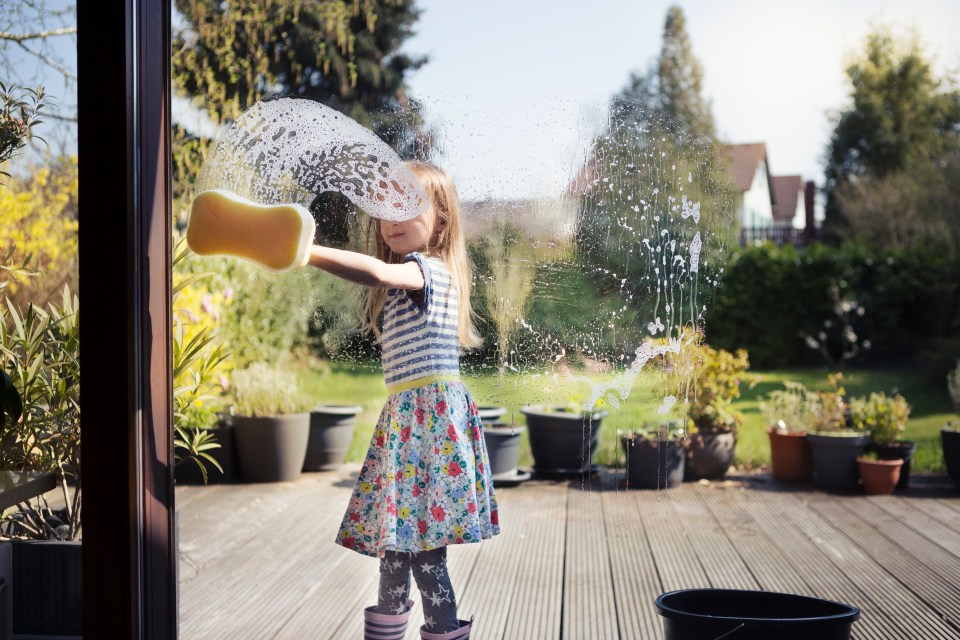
[698,486,814,597]
[564,486,618,640]
[500,482,567,640]
[719,488,895,640]
[175,471,960,640]
[601,489,664,640]
[808,496,960,639]
[670,484,759,591]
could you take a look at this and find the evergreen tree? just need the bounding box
[823,30,960,245]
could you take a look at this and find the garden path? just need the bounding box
[177,466,960,639]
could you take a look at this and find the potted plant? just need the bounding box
[806,374,870,492]
[760,381,817,482]
[850,392,913,490]
[303,404,362,471]
[521,404,608,476]
[621,422,686,489]
[944,361,960,491]
[856,451,904,495]
[230,363,315,483]
[0,286,83,637]
[680,342,754,481]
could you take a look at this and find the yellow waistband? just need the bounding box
[386,374,461,395]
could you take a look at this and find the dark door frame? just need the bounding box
[78,0,176,637]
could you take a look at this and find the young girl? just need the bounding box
[307,162,499,640]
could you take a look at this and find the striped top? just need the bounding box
[381,252,461,389]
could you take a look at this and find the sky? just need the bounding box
[399,0,960,199]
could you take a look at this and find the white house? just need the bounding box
[722,142,775,231]
[770,175,806,230]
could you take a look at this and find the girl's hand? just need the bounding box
[307,245,425,290]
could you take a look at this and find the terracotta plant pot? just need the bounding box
[767,429,813,482]
[857,457,903,495]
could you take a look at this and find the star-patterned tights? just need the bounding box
[378,547,458,633]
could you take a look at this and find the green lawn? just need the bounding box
[302,362,957,473]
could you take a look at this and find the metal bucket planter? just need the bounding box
[622,435,685,489]
[768,429,814,482]
[685,432,736,480]
[656,589,860,640]
[303,405,362,471]
[807,433,870,491]
[11,540,83,637]
[872,440,915,490]
[234,412,310,482]
[521,406,607,476]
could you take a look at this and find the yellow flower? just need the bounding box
[404,464,415,479]
[441,442,453,456]
[453,525,464,537]
[360,482,373,493]
[399,507,411,519]
[441,463,450,475]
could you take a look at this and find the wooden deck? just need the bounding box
[177,466,960,639]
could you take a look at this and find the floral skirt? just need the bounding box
[335,381,500,558]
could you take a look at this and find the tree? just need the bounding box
[823,29,960,246]
[617,5,716,141]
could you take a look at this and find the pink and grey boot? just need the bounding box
[363,599,414,640]
[419,617,473,640]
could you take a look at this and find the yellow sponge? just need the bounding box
[187,190,316,273]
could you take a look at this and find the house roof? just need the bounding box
[770,175,803,223]
[721,143,768,193]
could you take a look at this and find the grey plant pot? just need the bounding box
[807,432,870,491]
[476,406,507,426]
[233,412,311,483]
[685,432,737,481]
[303,405,362,471]
[484,424,525,476]
[622,435,685,489]
[521,406,607,476]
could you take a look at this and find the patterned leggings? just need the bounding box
[378,547,458,633]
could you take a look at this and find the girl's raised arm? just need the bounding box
[308,245,425,290]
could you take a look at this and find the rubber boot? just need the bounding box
[419,617,473,639]
[363,599,414,640]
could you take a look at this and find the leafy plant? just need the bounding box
[810,372,853,434]
[760,381,821,434]
[0,82,47,177]
[231,362,315,417]
[948,359,960,413]
[848,392,911,445]
[0,286,80,540]
[172,238,230,483]
[799,281,871,370]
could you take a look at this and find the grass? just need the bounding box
[302,362,957,473]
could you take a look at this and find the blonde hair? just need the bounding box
[361,161,482,349]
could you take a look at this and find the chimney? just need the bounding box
[804,180,816,243]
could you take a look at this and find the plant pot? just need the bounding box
[807,433,870,492]
[303,405,362,471]
[655,589,860,640]
[857,457,903,495]
[685,432,736,481]
[483,423,525,477]
[941,427,960,490]
[175,422,239,485]
[11,540,83,637]
[521,406,607,476]
[233,412,311,482]
[476,406,507,426]
[622,435,685,489]
[767,429,813,482]
[872,440,915,491]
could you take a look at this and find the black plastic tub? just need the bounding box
[656,589,860,640]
